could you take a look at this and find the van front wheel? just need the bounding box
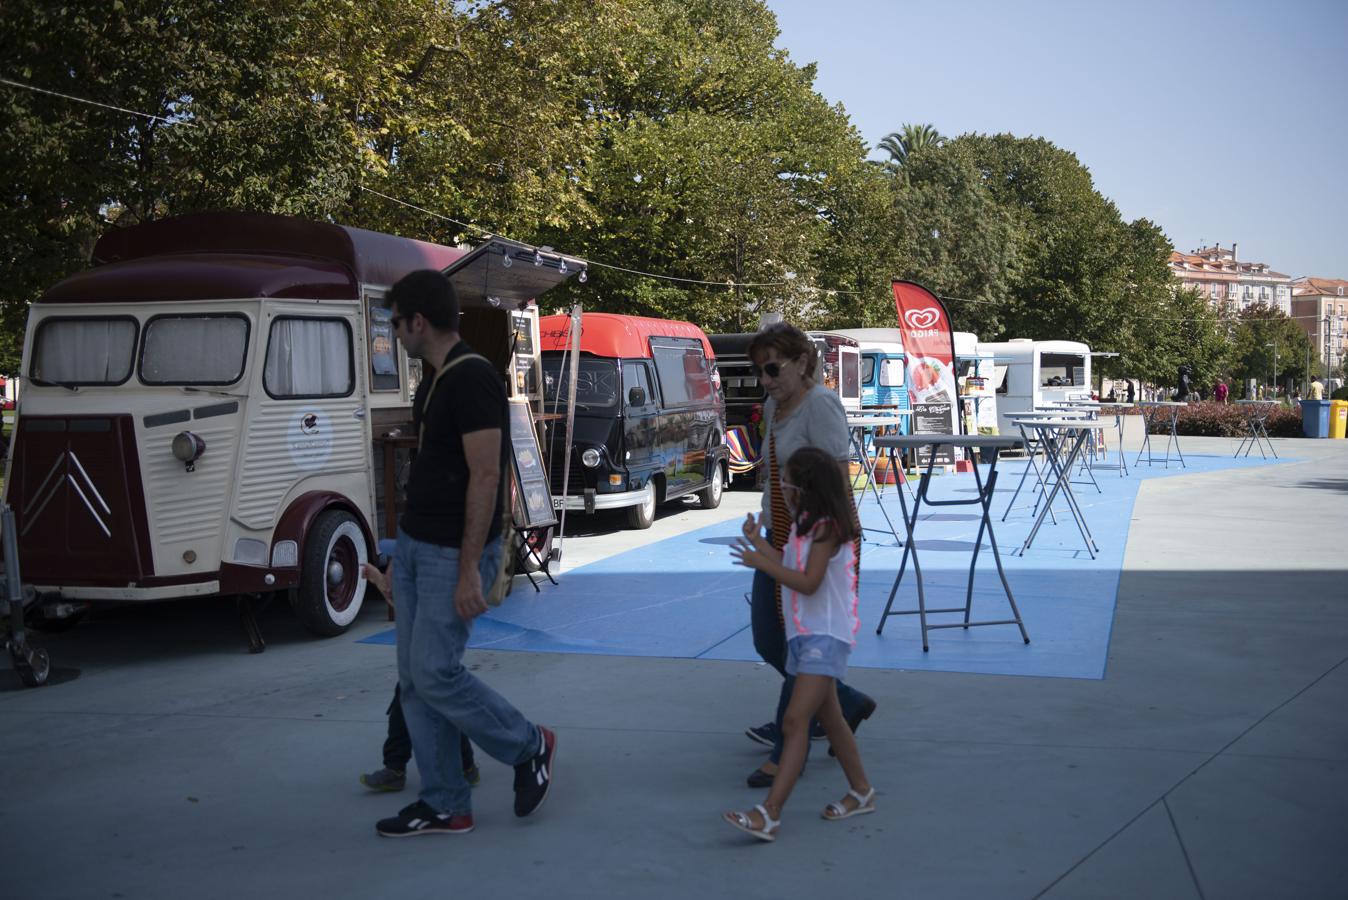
[294,510,368,637]
[626,482,657,530]
[698,462,724,509]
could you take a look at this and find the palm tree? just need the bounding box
[875,123,944,168]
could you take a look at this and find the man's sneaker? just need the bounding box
[745,722,777,747]
[464,764,481,788]
[810,721,828,741]
[375,801,473,837]
[513,726,556,817]
[360,767,406,792]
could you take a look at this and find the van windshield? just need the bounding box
[542,354,618,409]
[140,314,249,385]
[31,317,138,386]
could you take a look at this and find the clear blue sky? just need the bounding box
[765,0,1347,279]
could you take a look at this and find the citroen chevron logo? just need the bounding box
[21,450,112,538]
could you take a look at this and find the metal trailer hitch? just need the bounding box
[2,505,49,687]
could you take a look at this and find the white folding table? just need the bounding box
[1136,401,1188,468]
[1233,400,1279,459]
[846,414,909,546]
[1012,418,1100,559]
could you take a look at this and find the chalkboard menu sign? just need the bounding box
[508,401,556,529]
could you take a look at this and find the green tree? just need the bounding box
[1229,303,1313,396]
[886,149,1019,337]
[938,133,1176,375]
[876,123,944,169]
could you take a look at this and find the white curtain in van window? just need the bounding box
[264,318,351,397]
[35,318,136,383]
[141,316,248,383]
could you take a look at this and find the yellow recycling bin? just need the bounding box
[1330,400,1348,439]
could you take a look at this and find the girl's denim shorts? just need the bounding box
[785,635,851,680]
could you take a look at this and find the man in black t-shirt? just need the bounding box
[372,270,556,839]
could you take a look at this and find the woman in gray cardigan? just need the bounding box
[741,323,877,788]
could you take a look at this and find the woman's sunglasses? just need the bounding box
[751,362,783,378]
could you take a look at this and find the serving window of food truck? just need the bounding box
[4,212,581,639]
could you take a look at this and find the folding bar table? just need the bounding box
[1013,418,1100,559]
[1136,401,1187,468]
[846,414,909,546]
[873,434,1030,651]
[1233,399,1279,459]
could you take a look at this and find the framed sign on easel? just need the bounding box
[508,400,556,531]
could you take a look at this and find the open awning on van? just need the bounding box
[442,237,587,309]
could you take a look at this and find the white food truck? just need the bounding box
[977,338,1092,436]
[4,212,580,637]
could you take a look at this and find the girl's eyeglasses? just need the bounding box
[781,481,801,496]
[751,362,783,378]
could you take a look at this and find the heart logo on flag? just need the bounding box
[905,308,940,329]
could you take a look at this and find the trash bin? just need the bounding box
[1300,400,1332,438]
[1331,400,1348,439]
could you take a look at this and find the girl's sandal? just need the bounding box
[822,787,876,821]
[723,804,780,842]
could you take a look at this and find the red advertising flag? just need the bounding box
[892,280,962,458]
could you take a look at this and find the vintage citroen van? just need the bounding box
[5,212,577,636]
[538,313,727,529]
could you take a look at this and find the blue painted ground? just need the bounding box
[361,450,1289,680]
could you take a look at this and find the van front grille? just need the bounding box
[548,455,591,496]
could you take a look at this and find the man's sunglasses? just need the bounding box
[751,362,783,378]
[390,315,405,329]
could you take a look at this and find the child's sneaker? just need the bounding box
[513,726,556,817]
[375,801,473,837]
[360,767,406,792]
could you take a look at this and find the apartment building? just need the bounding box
[1290,277,1348,375]
[1168,243,1293,315]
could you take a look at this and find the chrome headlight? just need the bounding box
[172,431,206,464]
[581,448,602,468]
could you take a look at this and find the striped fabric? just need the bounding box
[726,425,762,475]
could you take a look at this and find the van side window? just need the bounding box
[264,317,354,399]
[880,358,905,387]
[622,360,654,407]
[31,317,138,386]
[140,314,249,385]
[651,341,713,407]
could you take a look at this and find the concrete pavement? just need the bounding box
[2,433,1346,899]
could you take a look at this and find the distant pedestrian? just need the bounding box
[1308,375,1324,400]
[1125,380,1136,404]
[1214,380,1228,404]
[372,270,555,838]
[724,447,875,842]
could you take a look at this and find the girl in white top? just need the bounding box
[724,446,875,842]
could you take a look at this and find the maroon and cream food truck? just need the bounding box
[5,212,578,636]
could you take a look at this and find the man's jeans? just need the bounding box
[393,530,539,815]
[750,549,869,765]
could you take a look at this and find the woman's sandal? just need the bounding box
[723,804,780,842]
[822,787,876,821]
